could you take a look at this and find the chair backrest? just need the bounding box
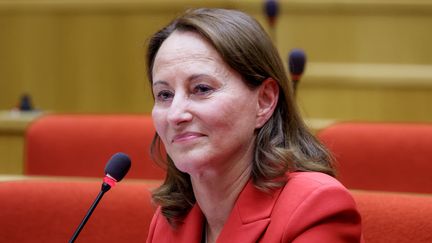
[0,180,157,243]
[352,190,432,243]
[25,114,165,179]
[318,122,432,193]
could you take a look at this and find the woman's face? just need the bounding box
[151,31,262,176]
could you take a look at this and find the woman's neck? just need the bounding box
[190,160,252,243]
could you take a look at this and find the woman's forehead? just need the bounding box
[152,31,232,79]
[156,31,219,60]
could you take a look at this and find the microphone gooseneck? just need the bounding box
[288,49,307,95]
[69,152,131,243]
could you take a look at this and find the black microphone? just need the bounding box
[264,0,279,28]
[288,48,307,95]
[264,0,279,41]
[69,152,131,243]
[19,93,34,111]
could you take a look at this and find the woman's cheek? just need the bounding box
[152,108,167,136]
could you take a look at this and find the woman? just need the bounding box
[146,8,362,243]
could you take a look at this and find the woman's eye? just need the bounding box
[156,90,174,101]
[193,84,213,95]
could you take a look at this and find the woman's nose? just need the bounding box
[166,95,193,126]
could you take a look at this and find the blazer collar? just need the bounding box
[173,179,283,243]
[216,179,283,242]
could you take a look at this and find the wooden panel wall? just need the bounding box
[0,0,431,122]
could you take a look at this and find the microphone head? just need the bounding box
[104,152,131,182]
[288,48,307,77]
[264,0,279,26]
[264,0,279,18]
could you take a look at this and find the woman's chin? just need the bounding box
[172,158,210,175]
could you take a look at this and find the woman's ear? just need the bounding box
[256,78,279,128]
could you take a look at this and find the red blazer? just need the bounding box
[147,172,363,242]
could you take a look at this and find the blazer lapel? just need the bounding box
[217,180,283,242]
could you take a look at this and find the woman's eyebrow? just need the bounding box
[152,80,169,87]
[152,74,215,88]
[188,74,213,82]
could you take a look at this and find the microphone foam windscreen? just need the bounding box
[104,152,131,182]
[288,49,306,75]
[265,0,279,18]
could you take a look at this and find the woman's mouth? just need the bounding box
[172,132,204,143]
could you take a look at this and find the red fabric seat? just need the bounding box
[25,114,165,179]
[0,180,158,243]
[2,180,431,243]
[318,122,432,193]
[352,190,432,243]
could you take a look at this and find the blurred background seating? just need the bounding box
[1,179,431,243]
[352,190,432,243]
[25,114,165,179]
[318,122,432,194]
[0,179,158,243]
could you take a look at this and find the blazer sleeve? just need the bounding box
[285,184,363,243]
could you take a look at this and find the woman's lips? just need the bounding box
[172,132,204,143]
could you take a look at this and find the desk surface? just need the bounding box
[305,118,336,133]
[0,110,44,134]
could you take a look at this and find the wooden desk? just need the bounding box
[305,118,337,134]
[0,111,44,174]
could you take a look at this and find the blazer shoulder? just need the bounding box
[278,172,357,215]
[268,172,362,242]
[287,171,345,189]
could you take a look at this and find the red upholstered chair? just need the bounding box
[352,190,432,243]
[0,180,158,243]
[25,114,165,179]
[2,180,431,243]
[318,122,432,193]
